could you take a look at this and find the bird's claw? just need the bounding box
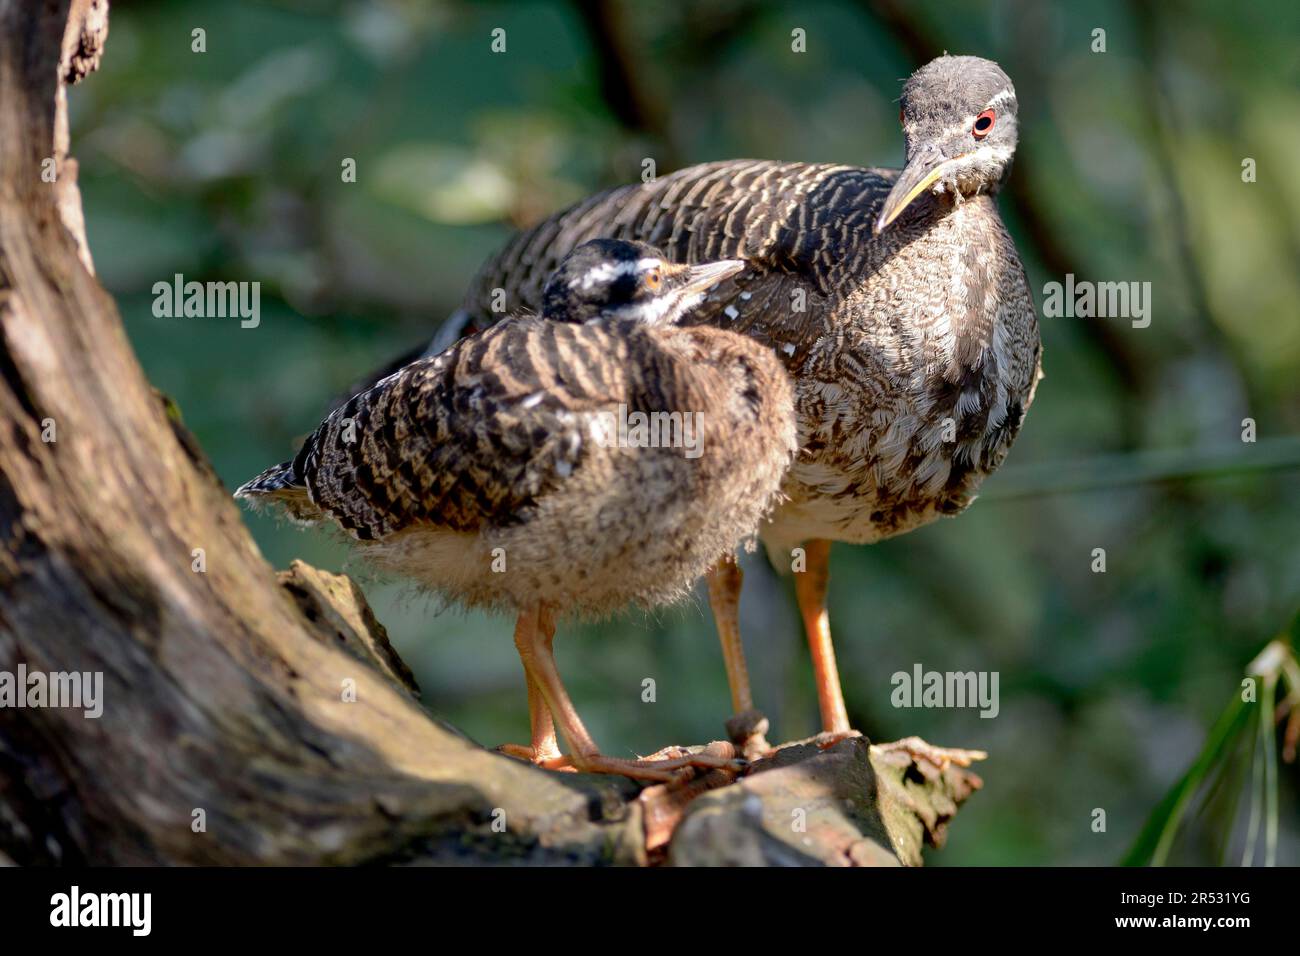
[495,743,575,772]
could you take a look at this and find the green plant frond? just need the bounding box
[1123,629,1298,867]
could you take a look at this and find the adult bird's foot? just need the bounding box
[871,736,987,770]
[725,709,773,762]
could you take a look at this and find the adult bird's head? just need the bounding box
[875,55,1019,235]
[542,238,744,326]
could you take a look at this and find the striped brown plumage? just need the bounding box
[239,285,796,617]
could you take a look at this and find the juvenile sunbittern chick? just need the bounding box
[374,55,1041,756]
[236,240,798,781]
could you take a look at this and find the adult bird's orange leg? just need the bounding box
[706,555,771,759]
[794,539,853,739]
[513,603,744,783]
[791,548,977,765]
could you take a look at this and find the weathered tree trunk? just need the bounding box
[0,0,977,866]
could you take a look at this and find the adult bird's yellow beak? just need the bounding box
[874,147,956,235]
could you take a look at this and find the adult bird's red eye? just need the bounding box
[973,109,996,139]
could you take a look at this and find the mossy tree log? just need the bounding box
[0,0,978,867]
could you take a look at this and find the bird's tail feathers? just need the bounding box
[234,461,322,524]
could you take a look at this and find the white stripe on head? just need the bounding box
[578,257,662,290]
[579,260,635,290]
[985,88,1016,109]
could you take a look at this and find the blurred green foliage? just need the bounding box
[71,0,1299,864]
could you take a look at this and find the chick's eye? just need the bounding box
[644,270,662,290]
[973,109,996,139]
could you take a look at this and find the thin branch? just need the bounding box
[981,436,1300,501]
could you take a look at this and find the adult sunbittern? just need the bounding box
[362,54,1043,751]
[237,240,797,781]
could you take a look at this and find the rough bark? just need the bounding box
[0,0,979,866]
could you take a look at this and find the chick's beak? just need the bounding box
[677,258,746,297]
[874,144,954,235]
